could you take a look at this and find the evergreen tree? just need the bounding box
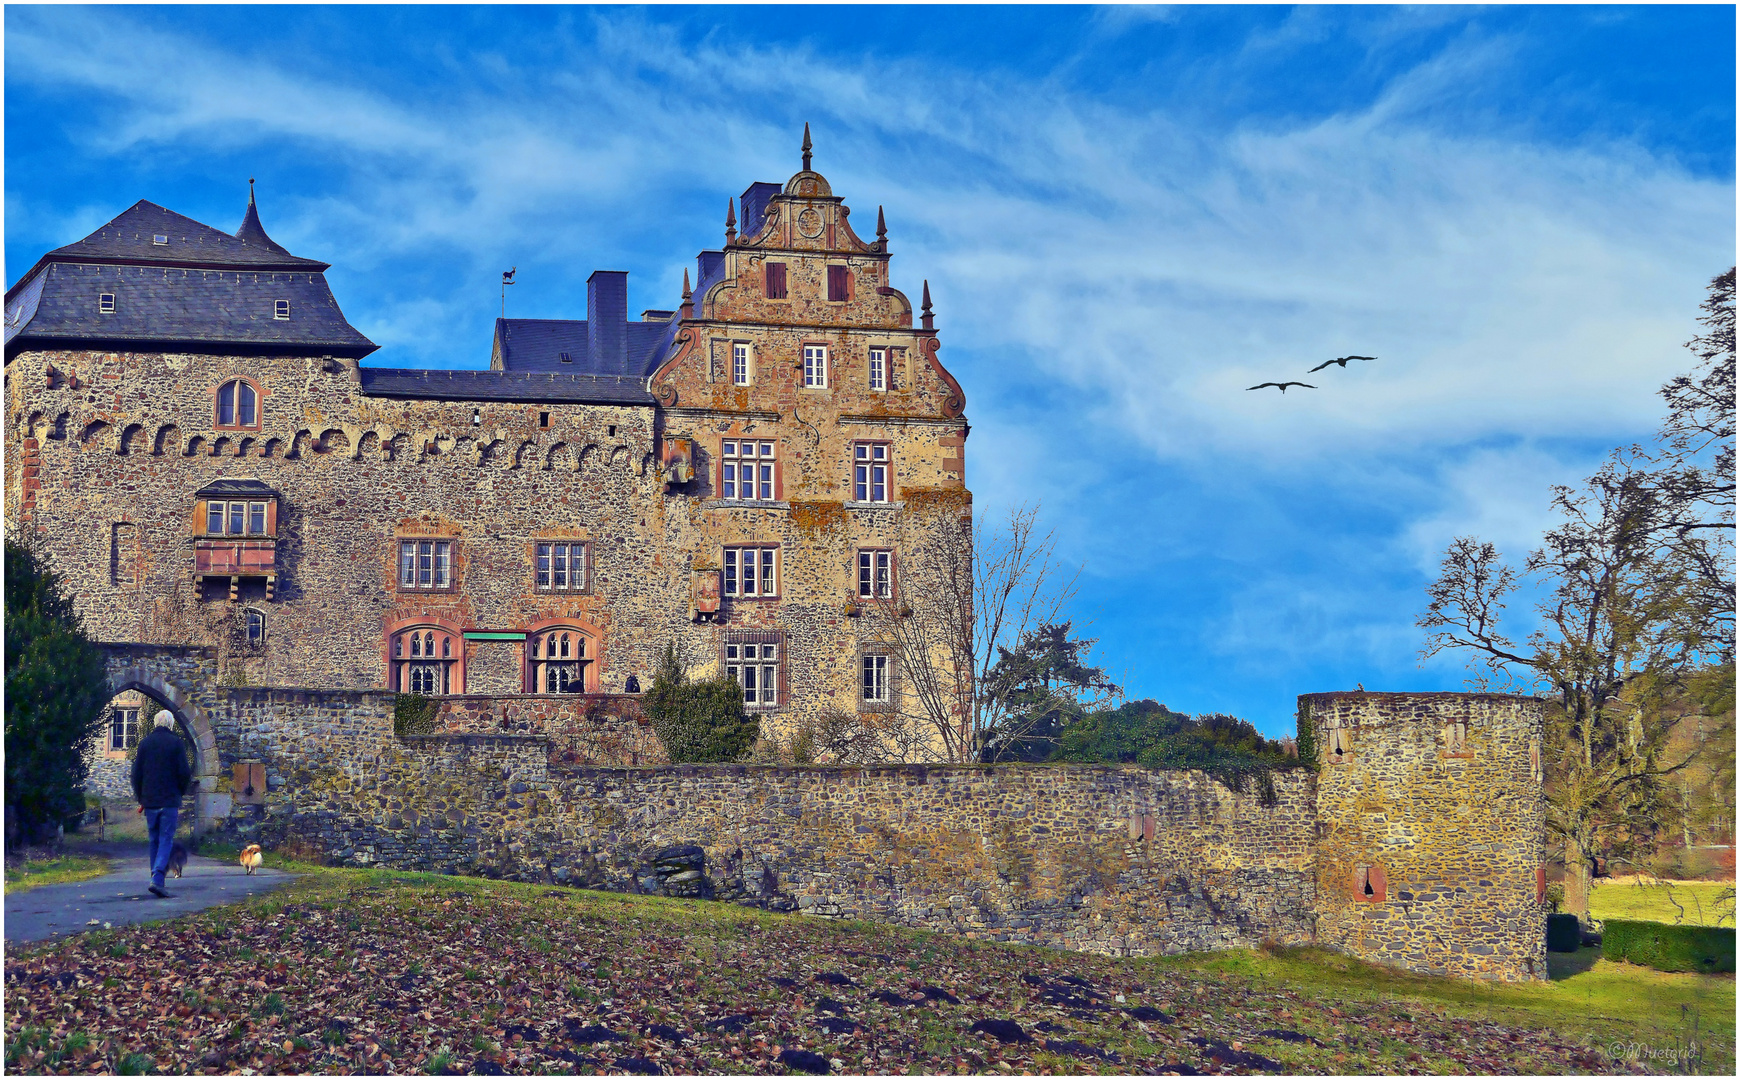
[643,644,759,763]
[978,621,1119,763]
[5,539,110,844]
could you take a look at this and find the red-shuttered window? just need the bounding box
[765,262,788,299]
[827,264,850,301]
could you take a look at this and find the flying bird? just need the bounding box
[1247,381,1316,393]
[1307,354,1377,373]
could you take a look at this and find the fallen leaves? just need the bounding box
[0,869,1678,1075]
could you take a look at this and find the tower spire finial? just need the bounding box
[801,122,813,171]
[725,197,737,244]
[876,205,887,244]
[248,177,256,205]
[921,279,934,331]
[682,267,692,299]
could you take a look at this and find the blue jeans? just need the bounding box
[145,806,179,889]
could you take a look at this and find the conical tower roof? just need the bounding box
[234,179,295,258]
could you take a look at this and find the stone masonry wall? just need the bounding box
[220,727,1316,958]
[433,694,667,767]
[1305,692,1547,982]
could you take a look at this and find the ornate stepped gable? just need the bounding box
[4,133,974,749]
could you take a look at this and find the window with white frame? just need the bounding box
[110,707,140,751]
[732,342,751,386]
[535,541,588,592]
[723,546,778,597]
[803,344,828,388]
[721,439,776,501]
[99,293,116,314]
[391,626,457,694]
[861,654,891,705]
[857,549,893,598]
[853,442,890,502]
[529,627,589,693]
[274,299,291,320]
[399,539,453,589]
[243,608,266,645]
[868,347,888,392]
[216,379,258,427]
[206,500,269,536]
[726,633,781,711]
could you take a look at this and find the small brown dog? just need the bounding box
[239,844,264,875]
[166,841,188,879]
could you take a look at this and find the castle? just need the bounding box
[6,135,969,745]
[6,138,1547,981]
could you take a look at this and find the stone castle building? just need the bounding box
[6,138,969,744]
[6,137,1548,982]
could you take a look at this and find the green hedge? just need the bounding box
[1600,919,1735,974]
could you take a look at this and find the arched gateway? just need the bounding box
[100,645,226,831]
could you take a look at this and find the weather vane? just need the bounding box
[501,267,516,319]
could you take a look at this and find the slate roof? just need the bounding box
[194,478,279,499]
[6,263,377,357]
[357,368,656,406]
[36,200,328,272]
[5,195,377,359]
[492,317,675,376]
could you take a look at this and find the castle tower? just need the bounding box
[1302,691,1548,981]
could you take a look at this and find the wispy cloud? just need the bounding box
[6,6,1728,726]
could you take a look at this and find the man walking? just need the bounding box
[131,710,191,898]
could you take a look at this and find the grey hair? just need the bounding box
[153,709,176,729]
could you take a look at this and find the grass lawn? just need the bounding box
[4,861,1733,1075]
[1590,879,1737,927]
[2,854,111,895]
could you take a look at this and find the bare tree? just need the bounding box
[862,503,1086,763]
[1419,270,1735,922]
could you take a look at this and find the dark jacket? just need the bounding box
[132,726,193,809]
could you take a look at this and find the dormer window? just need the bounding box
[99,293,116,314]
[273,299,291,320]
[216,379,259,428]
[558,351,573,363]
[152,234,169,245]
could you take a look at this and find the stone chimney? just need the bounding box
[587,270,629,375]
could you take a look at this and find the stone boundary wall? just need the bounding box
[433,694,666,767]
[1305,692,1547,982]
[226,733,1317,958]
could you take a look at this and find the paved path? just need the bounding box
[5,842,294,946]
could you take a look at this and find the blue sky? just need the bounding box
[7,5,1734,735]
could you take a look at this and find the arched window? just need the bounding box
[243,608,266,645]
[216,379,259,429]
[527,627,591,694]
[391,625,459,695]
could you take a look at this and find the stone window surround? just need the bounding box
[719,436,781,502]
[384,615,467,695]
[853,440,893,503]
[530,538,592,594]
[723,627,786,711]
[396,537,458,593]
[524,617,602,695]
[801,340,829,389]
[859,650,896,711]
[723,543,781,600]
[854,546,896,600]
[210,376,267,432]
